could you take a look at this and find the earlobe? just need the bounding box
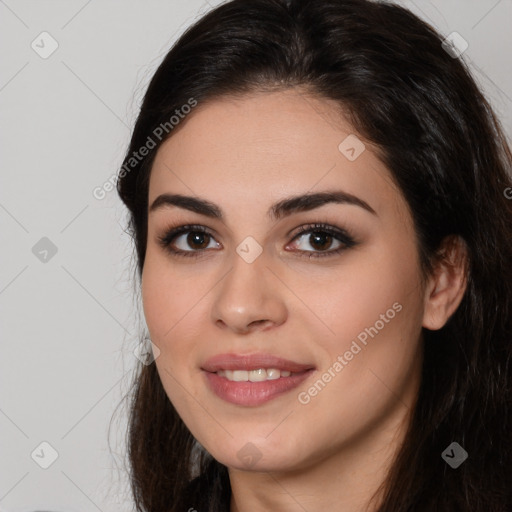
[422,235,469,331]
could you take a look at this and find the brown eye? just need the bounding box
[308,232,335,251]
[291,230,342,253]
[286,223,357,259]
[157,224,221,257]
[186,231,211,250]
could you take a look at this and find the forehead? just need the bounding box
[148,90,405,222]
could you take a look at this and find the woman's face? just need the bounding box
[142,89,427,472]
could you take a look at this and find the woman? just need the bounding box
[116,0,512,510]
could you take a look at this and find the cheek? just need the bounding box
[290,306,423,463]
[288,238,422,350]
[141,259,203,416]
[141,253,208,386]
[141,251,193,341]
[295,240,424,407]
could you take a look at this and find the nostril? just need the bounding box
[248,319,272,330]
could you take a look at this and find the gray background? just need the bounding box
[1,0,511,510]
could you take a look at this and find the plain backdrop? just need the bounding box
[1,0,511,510]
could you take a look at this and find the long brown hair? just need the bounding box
[116,0,512,510]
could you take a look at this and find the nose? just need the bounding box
[211,251,287,335]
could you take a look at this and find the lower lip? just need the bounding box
[203,370,314,406]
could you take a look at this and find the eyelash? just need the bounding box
[156,222,357,260]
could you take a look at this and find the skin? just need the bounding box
[141,88,467,512]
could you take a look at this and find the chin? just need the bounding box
[204,434,310,473]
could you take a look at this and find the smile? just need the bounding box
[202,353,315,406]
[215,368,295,381]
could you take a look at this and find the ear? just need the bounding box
[422,235,468,331]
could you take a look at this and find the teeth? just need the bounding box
[249,368,267,382]
[266,368,280,380]
[216,368,295,381]
[233,370,248,382]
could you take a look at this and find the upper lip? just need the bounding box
[201,353,315,373]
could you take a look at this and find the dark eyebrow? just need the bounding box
[269,190,376,220]
[149,190,377,220]
[149,194,223,218]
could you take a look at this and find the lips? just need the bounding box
[201,353,315,406]
[201,353,314,373]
